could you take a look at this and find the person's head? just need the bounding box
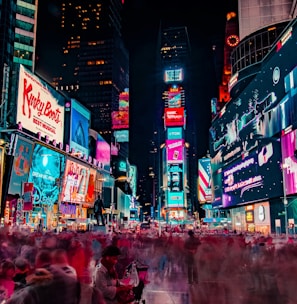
[188,230,194,237]
[0,259,15,279]
[51,248,69,265]
[14,257,30,274]
[35,249,52,268]
[101,245,121,267]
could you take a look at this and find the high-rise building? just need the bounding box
[51,0,129,140]
[158,25,197,221]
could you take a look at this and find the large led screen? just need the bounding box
[167,127,183,139]
[167,191,184,208]
[221,141,283,208]
[166,139,184,163]
[8,136,33,196]
[61,159,90,203]
[198,158,212,203]
[69,99,90,157]
[209,25,297,169]
[96,133,111,172]
[85,168,97,205]
[27,144,65,205]
[164,68,184,83]
[167,163,183,192]
[167,91,182,108]
[281,129,297,195]
[164,108,184,127]
[112,111,129,129]
[16,65,65,143]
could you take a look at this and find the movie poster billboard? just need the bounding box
[16,65,65,144]
[27,144,66,205]
[69,98,90,157]
[61,158,90,203]
[8,135,33,196]
[166,139,184,163]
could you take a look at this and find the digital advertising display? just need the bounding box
[8,135,33,196]
[114,130,129,143]
[167,163,183,192]
[198,158,212,203]
[69,98,90,157]
[16,65,65,143]
[119,90,129,110]
[164,108,185,127]
[166,139,184,163]
[27,144,66,205]
[167,90,182,108]
[85,168,97,205]
[112,111,129,129]
[167,127,183,139]
[281,129,297,195]
[210,24,297,169]
[221,141,283,208]
[164,68,184,83]
[167,191,184,208]
[61,158,90,203]
[96,133,111,172]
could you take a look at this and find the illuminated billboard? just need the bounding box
[16,65,65,144]
[167,192,184,208]
[85,168,97,205]
[164,108,184,127]
[112,111,129,129]
[167,127,183,139]
[221,141,283,208]
[166,139,184,163]
[61,158,90,203]
[164,68,184,83]
[96,133,111,172]
[281,129,297,195]
[198,158,212,203]
[27,144,65,205]
[8,135,33,196]
[114,130,129,143]
[167,163,183,192]
[69,99,90,157]
[167,91,182,108]
[119,90,129,110]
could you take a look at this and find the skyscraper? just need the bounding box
[49,0,129,140]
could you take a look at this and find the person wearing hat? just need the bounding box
[93,245,133,304]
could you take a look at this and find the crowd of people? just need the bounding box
[0,226,296,303]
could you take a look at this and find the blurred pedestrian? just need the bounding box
[0,259,17,302]
[184,230,201,284]
[94,195,105,226]
[94,245,133,304]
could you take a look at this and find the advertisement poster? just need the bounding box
[61,159,90,203]
[166,139,184,163]
[164,108,184,127]
[198,158,212,202]
[23,182,34,211]
[85,168,97,205]
[27,144,65,205]
[8,136,33,196]
[111,111,129,129]
[16,65,65,143]
[96,133,111,172]
[69,98,90,157]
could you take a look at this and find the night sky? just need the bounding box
[35,0,237,178]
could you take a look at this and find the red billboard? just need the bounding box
[112,110,129,129]
[164,108,184,127]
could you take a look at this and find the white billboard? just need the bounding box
[17,65,65,144]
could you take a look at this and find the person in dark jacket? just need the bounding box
[94,195,105,226]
